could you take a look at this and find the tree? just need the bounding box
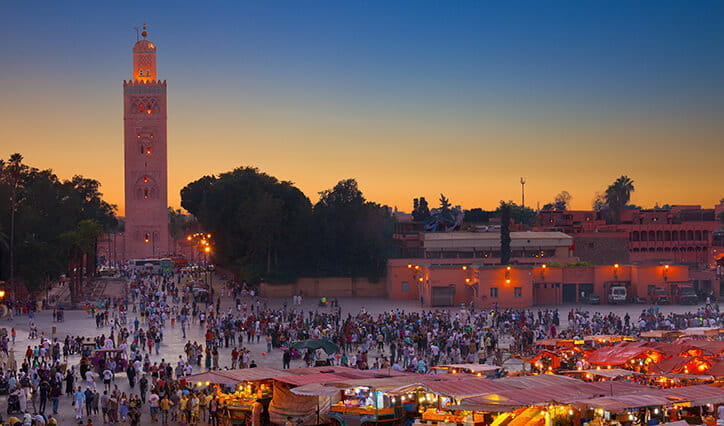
[0,155,117,296]
[313,179,393,280]
[592,192,606,211]
[61,219,103,304]
[438,194,451,215]
[411,197,430,221]
[605,175,635,224]
[494,202,536,227]
[181,167,313,283]
[499,201,512,265]
[554,191,572,211]
[464,208,490,223]
[3,154,28,291]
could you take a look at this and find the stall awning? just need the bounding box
[639,330,684,339]
[575,384,724,411]
[325,376,424,391]
[388,377,515,399]
[586,346,655,365]
[433,364,501,374]
[275,373,348,386]
[453,381,649,412]
[560,368,641,379]
[185,367,294,385]
[290,383,342,397]
[680,327,721,337]
[495,374,581,389]
[184,371,240,386]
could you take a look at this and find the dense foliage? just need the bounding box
[0,154,117,300]
[181,168,393,284]
[499,201,512,265]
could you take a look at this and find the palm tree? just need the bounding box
[605,175,635,224]
[61,219,103,305]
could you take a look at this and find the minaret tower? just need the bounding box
[123,25,169,259]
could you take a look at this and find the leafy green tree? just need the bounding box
[464,208,490,223]
[554,191,572,211]
[438,194,451,215]
[61,219,103,304]
[181,167,313,283]
[412,197,430,221]
[313,179,393,281]
[495,202,536,226]
[499,201,512,265]
[605,175,635,224]
[591,192,606,211]
[0,154,116,296]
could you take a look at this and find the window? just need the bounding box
[490,287,498,298]
[401,281,409,292]
[514,287,522,298]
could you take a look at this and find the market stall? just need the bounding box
[322,376,424,426]
[269,373,348,425]
[573,384,724,426]
[184,367,293,424]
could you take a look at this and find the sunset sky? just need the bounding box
[2,1,723,215]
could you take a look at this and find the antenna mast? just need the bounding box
[520,177,526,208]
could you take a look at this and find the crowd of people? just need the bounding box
[0,263,718,425]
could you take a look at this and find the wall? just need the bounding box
[574,234,630,265]
[260,277,387,298]
[387,260,703,307]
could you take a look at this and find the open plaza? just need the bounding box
[0,267,720,426]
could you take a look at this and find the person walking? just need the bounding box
[73,386,86,420]
[38,380,50,414]
[159,394,173,425]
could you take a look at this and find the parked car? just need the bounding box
[586,294,601,305]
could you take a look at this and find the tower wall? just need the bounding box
[123,38,169,259]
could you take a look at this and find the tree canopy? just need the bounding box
[0,154,117,297]
[604,175,635,224]
[181,170,393,284]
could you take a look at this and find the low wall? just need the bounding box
[260,277,387,298]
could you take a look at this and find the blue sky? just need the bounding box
[2,1,723,212]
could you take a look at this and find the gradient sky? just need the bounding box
[2,1,723,215]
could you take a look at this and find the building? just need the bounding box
[536,202,724,267]
[412,231,576,265]
[122,28,169,259]
[387,262,717,308]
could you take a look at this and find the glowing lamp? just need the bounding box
[614,264,619,269]
[462,265,468,270]
[0,290,5,298]
[542,264,547,269]
[505,279,511,284]
[204,247,211,253]
[506,266,511,271]
[407,264,412,269]
[664,264,670,270]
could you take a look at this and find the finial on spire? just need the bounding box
[141,22,148,39]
